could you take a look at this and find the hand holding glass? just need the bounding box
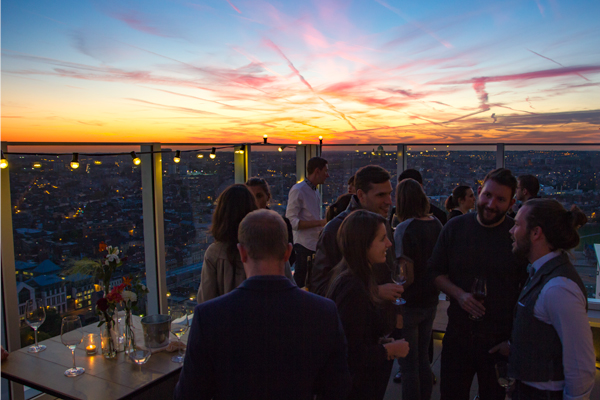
[495,361,515,398]
[61,316,85,377]
[25,299,46,353]
[169,306,189,363]
[469,278,487,321]
[391,262,407,305]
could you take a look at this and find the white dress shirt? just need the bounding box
[522,251,596,400]
[285,180,322,251]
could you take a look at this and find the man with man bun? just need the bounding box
[507,199,595,399]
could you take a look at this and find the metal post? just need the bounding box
[234,145,251,183]
[397,144,408,177]
[141,144,168,315]
[496,143,505,169]
[1,143,25,400]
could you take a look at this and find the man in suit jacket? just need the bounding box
[174,209,350,400]
[505,199,595,399]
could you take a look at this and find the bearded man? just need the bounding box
[429,168,529,400]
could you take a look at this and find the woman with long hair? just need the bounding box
[445,185,475,221]
[394,178,443,400]
[197,184,258,303]
[328,210,409,400]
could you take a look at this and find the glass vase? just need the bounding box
[124,309,136,354]
[100,317,117,359]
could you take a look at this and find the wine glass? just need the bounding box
[169,306,189,363]
[391,261,407,305]
[495,361,515,398]
[25,299,46,353]
[129,348,152,366]
[469,277,487,321]
[61,316,85,377]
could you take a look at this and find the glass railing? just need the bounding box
[161,147,234,307]
[504,145,600,298]
[3,142,599,332]
[6,146,147,349]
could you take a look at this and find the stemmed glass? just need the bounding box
[469,277,487,321]
[495,361,515,399]
[169,306,189,363]
[25,299,46,353]
[61,316,85,377]
[391,261,407,305]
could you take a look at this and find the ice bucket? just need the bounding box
[141,314,171,348]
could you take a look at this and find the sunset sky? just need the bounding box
[2,0,599,144]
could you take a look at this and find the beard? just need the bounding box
[512,230,532,258]
[477,201,508,226]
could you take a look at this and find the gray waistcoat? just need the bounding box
[508,252,587,382]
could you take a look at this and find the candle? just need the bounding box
[86,333,98,355]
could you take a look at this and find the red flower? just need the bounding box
[106,291,123,303]
[97,298,109,312]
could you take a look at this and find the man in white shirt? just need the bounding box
[286,157,329,287]
[507,198,595,400]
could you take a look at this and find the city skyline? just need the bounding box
[2,0,599,143]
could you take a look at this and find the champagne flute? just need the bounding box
[61,316,85,377]
[25,298,46,353]
[495,361,515,398]
[169,306,189,363]
[469,278,487,321]
[391,261,407,305]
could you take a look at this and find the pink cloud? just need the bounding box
[225,0,242,14]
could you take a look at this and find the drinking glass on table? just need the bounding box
[61,316,85,377]
[25,299,46,353]
[495,361,515,399]
[469,277,487,321]
[169,306,189,363]
[391,261,407,305]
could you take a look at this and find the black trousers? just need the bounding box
[512,380,563,400]
[440,327,507,400]
[292,243,314,288]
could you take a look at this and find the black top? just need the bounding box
[175,276,351,400]
[328,273,393,400]
[447,209,463,221]
[429,213,528,338]
[394,218,443,308]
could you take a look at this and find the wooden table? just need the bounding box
[1,323,188,400]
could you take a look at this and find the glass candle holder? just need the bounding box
[85,333,98,355]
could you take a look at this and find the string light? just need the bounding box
[210,148,216,159]
[70,153,80,169]
[263,134,268,144]
[319,136,323,146]
[130,151,141,165]
[238,145,245,154]
[0,151,8,169]
[174,150,181,163]
[298,141,302,145]
[197,153,204,159]
[278,146,286,152]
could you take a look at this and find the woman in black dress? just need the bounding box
[445,185,475,221]
[394,178,443,400]
[327,210,409,400]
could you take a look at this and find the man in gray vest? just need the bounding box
[507,198,595,399]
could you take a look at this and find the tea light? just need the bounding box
[86,334,97,355]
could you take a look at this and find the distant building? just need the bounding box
[64,273,95,311]
[26,275,67,313]
[16,282,36,319]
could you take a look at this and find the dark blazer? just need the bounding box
[174,275,351,400]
